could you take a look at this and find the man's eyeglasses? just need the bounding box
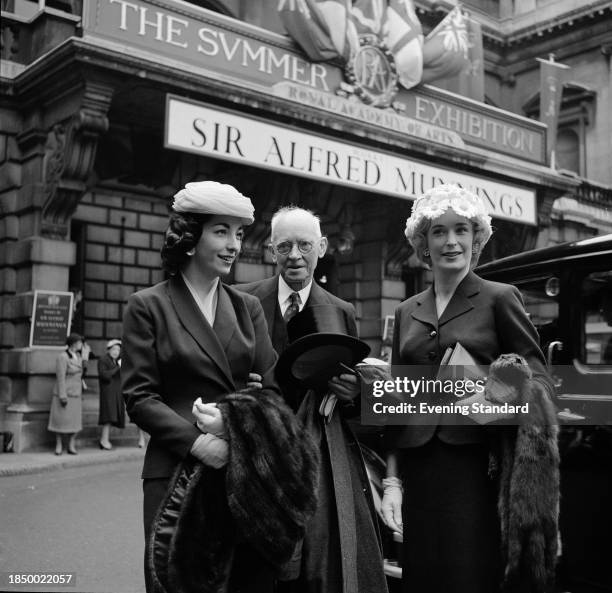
[273,240,315,256]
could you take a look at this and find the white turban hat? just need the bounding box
[172,181,255,225]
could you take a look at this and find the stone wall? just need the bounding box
[73,189,168,357]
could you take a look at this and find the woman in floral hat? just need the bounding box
[381,184,559,593]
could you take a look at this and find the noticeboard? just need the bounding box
[29,291,74,348]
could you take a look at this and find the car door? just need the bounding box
[481,258,612,592]
[553,259,612,592]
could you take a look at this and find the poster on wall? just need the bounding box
[29,291,74,348]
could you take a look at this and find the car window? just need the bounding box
[512,277,560,348]
[581,270,612,365]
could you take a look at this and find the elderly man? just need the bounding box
[237,206,358,404]
[236,206,388,593]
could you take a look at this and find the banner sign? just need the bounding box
[84,0,332,90]
[83,0,546,164]
[537,56,570,165]
[165,96,537,225]
[273,82,466,149]
[29,291,74,348]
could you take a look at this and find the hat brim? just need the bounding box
[276,333,370,391]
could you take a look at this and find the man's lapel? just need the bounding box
[255,275,287,352]
[259,276,281,330]
[305,280,330,306]
[167,275,234,389]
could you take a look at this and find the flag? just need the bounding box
[537,56,570,165]
[434,15,484,101]
[351,0,386,36]
[278,0,357,62]
[421,6,470,84]
[382,0,424,89]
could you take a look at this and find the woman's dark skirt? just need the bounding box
[400,437,501,593]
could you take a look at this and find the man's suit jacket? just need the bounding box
[122,275,279,479]
[386,271,553,449]
[235,275,358,353]
[235,276,358,411]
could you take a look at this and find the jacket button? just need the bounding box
[430,330,437,338]
[428,351,437,360]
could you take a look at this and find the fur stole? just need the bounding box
[148,390,320,593]
[486,354,560,593]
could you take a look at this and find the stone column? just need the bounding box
[0,81,113,451]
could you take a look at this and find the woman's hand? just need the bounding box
[381,477,404,535]
[192,398,225,437]
[244,372,263,390]
[190,433,228,469]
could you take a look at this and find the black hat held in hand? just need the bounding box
[275,304,370,390]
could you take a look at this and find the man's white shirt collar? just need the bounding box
[278,275,312,316]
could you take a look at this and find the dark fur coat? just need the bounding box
[486,354,560,593]
[147,390,320,593]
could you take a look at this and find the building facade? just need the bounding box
[1,0,611,450]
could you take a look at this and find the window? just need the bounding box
[580,270,612,365]
[2,0,38,18]
[556,128,580,174]
[512,276,560,348]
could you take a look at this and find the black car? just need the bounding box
[476,234,612,593]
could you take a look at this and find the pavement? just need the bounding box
[0,444,146,477]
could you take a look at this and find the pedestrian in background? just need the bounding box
[99,338,146,449]
[48,332,90,455]
[69,286,84,334]
[98,338,125,450]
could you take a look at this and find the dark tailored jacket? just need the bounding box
[122,275,279,479]
[235,275,357,357]
[235,275,357,410]
[98,353,120,389]
[386,271,553,449]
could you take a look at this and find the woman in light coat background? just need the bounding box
[48,332,90,455]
